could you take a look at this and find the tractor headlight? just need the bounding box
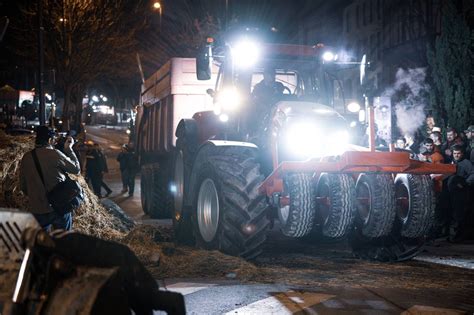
[283,122,349,160]
[232,39,260,68]
[214,87,241,115]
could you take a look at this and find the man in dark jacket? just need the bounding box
[94,143,112,197]
[85,144,104,197]
[441,128,464,163]
[117,144,130,193]
[20,126,81,230]
[443,145,474,242]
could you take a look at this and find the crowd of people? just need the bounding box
[394,125,474,242]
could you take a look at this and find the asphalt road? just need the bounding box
[85,125,474,314]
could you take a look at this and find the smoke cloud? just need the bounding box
[382,68,429,137]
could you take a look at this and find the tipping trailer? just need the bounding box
[135,58,217,218]
[136,41,455,261]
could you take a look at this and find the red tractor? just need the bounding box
[136,38,454,261]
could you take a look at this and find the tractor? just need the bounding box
[136,36,455,261]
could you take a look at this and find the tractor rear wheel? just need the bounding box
[314,173,355,238]
[147,162,173,219]
[278,173,316,238]
[394,174,435,238]
[355,174,396,238]
[172,149,194,244]
[191,145,270,259]
[140,165,152,215]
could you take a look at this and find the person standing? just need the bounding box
[117,144,130,193]
[94,143,112,197]
[20,126,81,231]
[85,144,104,197]
[464,125,474,162]
[443,145,474,242]
[124,143,138,197]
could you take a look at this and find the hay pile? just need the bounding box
[122,225,261,281]
[0,131,128,239]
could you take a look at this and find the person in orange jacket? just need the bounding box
[418,138,444,163]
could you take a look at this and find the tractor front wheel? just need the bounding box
[191,145,270,259]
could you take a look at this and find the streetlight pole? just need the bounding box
[37,0,45,125]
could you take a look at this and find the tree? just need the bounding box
[12,0,146,130]
[427,2,474,131]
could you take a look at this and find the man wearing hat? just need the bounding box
[19,126,81,230]
[464,125,474,162]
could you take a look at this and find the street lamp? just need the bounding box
[152,1,162,30]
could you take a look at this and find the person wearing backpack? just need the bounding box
[20,126,81,231]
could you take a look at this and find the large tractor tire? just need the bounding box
[140,165,152,215]
[172,149,195,244]
[278,173,316,238]
[394,174,435,238]
[314,173,355,238]
[141,162,172,219]
[354,174,396,238]
[190,145,270,259]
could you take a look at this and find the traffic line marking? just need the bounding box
[224,291,334,314]
[164,282,217,296]
[401,305,466,315]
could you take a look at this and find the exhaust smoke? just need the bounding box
[383,68,429,138]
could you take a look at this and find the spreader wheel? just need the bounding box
[354,174,396,238]
[278,173,316,238]
[394,174,435,238]
[314,173,355,238]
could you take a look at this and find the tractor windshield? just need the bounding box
[229,59,336,107]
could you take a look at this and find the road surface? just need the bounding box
[85,125,474,314]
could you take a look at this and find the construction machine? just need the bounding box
[135,36,455,261]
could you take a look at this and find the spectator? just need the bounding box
[464,125,473,162]
[94,143,113,197]
[395,137,407,150]
[418,138,444,163]
[441,128,464,163]
[86,143,105,197]
[442,144,474,242]
[429,128,443,148]
[19,126,80,231]
[117,144,130,193]
[124,143,138,197]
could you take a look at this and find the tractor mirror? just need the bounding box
[196,45,212,80]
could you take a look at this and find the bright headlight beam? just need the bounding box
[347,102,361,113]
[322,51,335,62]
[216,88,240,111]
[233,39,260,68]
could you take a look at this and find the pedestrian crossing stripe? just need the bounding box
[163,282,467,314]
[165,282,217,296]
[402,305,466,315]
[223,291,335,315]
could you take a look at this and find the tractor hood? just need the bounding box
[273,100,347,129]
[272,101,350,160]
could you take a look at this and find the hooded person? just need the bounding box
[20,126,81,231]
